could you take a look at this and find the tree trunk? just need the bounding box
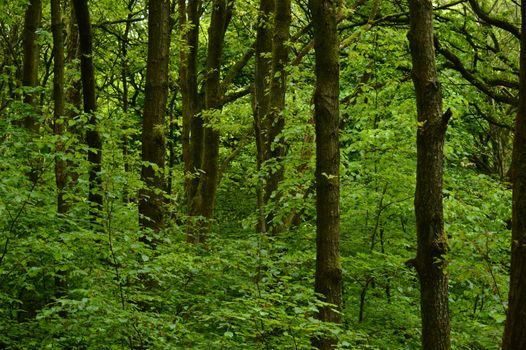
[121,0,136,203]
[178,0,202,209]
[21,0,42,131]
[187,0,232,243]
[66,0,81,120]
[502,0,526,347]
[253,0,274,233]
[253,0,291,233]
[263,0,291,233]
[72,0,103,220]
[309,0,342,349]
[138,0,171,233]
[51,0,66,215]
[407,1,451,349]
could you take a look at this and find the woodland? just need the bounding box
[1,0,526,349]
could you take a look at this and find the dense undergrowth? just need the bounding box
[0,109,511,348]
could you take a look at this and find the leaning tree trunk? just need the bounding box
[138,0,171,233]
[407,1,451,349]
[72,0,103,220]
[502,0,526,347]
[187,0,232,243]
[21,0,42,131]
[309,0,342,349]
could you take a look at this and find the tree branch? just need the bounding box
[468,0,520,39]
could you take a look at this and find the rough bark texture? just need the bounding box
[187,0,231,243]
[72,0,103,220]
[408,1,451,349]
[139,0,171,232]
[253,0,274,233]
[22,0,42,131]
[51,0,66,214]
[502,0,526,347]
[309,0,342,348]
[178,0,202,209]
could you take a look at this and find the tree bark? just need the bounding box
[21,0,42,131]
[51,0,66,215]
[407,1,451,349]
[263,0,291,233]
[178,0,202,209]
[121,0,136,203]
[72,0,103,220]
[66,0,81,119]
[253,0,274,233]
[187,0,232,243]
[253,0,291,233]
[502,0,526,347]
[139,0,171,233]
[309,0,342,349]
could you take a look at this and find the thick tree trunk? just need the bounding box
[407,1,451,349]
[51,0,66,215]
[72,0,103,220]
[139,0,171,233]
[309,0,342,349]
[502,0,526,347]
[253,0,274,233]
[187,0,232,243]
[22,0,42,131]
[178,0,202,208]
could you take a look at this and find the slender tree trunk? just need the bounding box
[407,1,451,349]
[309,0,342,348]
[264,0,291,233]
[178,0,202,210]
[51,0,66,215]
[51,0,70,300]
[253,0,274,233]
[56,0,82,212]
[139,0,171,233]
[253,0,291,233]
[72,0,103,220]
[502,0,526,347]
[121,0,136,203]
[187,0,232,243]
[22,0,42,131]
[66,1,81,120]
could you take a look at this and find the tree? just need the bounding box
[252,0,291,234]
[502,0,526,347]
[187,0,233,242]
[178,0,202,214]
[407,0,451,348]
[51,0,66,214]
[309,0,342,348]
[21,0,41,131]
[139,0,171,232]
[253,0,274,233]
[72,0,103,220]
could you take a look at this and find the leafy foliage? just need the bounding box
[0,0,517,348]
